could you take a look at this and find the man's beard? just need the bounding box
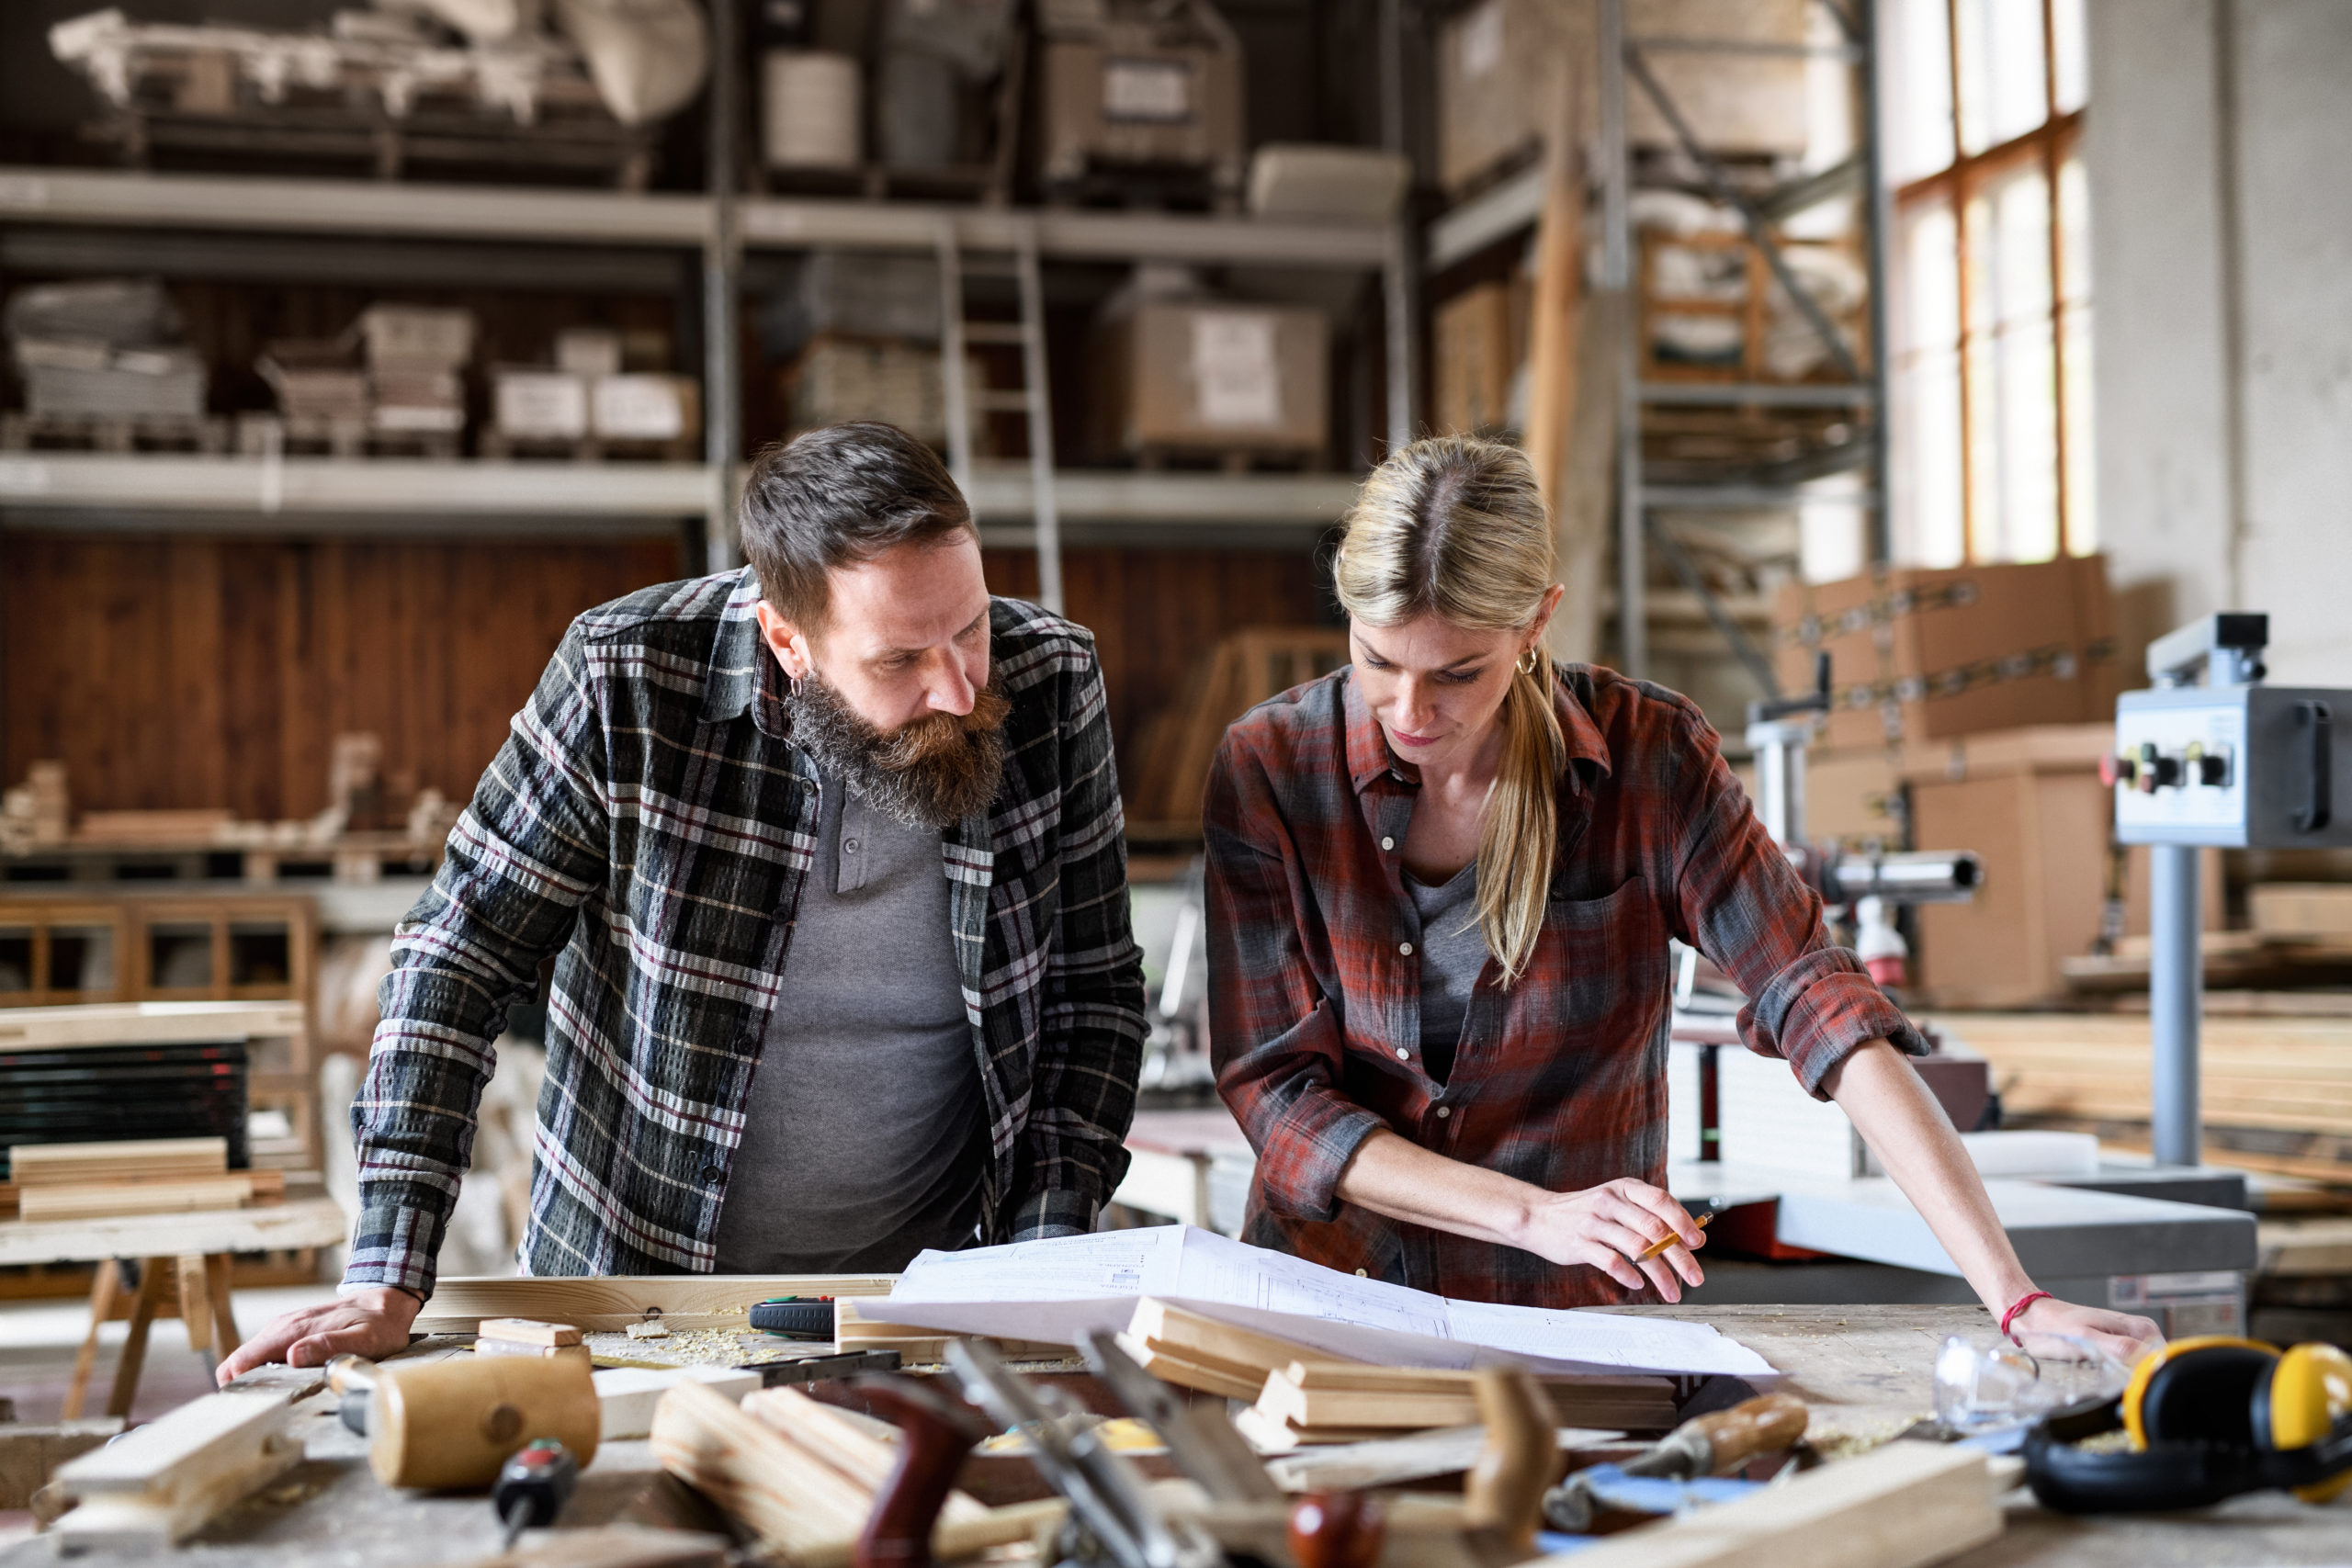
[784,667,1012,829]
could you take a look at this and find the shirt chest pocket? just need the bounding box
[1538,876,1668,1031]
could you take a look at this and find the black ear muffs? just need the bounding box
[2024,1337,2352,1515]
[2134,1342,2274,1447]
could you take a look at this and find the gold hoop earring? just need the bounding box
[1519,647,1542,676]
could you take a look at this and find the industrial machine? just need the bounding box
[2107,613,2352,1166]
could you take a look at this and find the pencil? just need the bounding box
[1635,1211,1713,1262]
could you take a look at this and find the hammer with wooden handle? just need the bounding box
[1542,1391,1808,1534]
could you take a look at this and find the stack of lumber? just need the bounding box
[49,1388,304,1548]
[69,809,236,846]
[476,1317,592,1365]
[650,1380,1060,1567]
[1115,1297,1365,1400]
[1931,1011,2352,1182]
[2,1137,279,1221]
[831,1299,1067,1364]
[1125,628,1351,837]
[1113,1298,1678,1447]
[1241,1361,1679,1449]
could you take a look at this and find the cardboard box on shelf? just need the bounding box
[1901,722,2221,1009]
[492,368,590,440]
[1432,281,1519,437]
[1092,299,1328,459]
[591,374,699,443]
[1774,554,2119,750]
[1036,28,1243,198]
[356,304,475,369]
[1803,748,1905,849]
[1436,0,1809,196]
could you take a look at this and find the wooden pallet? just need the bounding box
[1127,626,1351,838]
[476,431,697,463]
[1,411,230,454]
[232,413,458,459]
[89,100,658,191]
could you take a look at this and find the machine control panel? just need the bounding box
[2114,685,2352,847]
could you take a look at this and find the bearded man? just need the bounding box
[222,422,1148,1377]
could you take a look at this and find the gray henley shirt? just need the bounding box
[710,764,984,1272]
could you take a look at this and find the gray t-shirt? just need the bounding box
[710,766,983,1272]
[1404,860,1487,1086]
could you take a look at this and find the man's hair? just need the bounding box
[739,422,975,627]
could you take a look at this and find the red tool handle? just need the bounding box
[852,1377,992,1568]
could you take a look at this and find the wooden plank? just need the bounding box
[833,1298,1068,1363]
[10,1136,229,1186]
[0,1418,123,1510]
[0,1168,282,1217]
[1254,1372,1676,1436]
[594,1366,760,1441]
[62,1259,122,1419]
[18,1175,254,1221]
[52,1387,304,1548]
[648,1379,875,1559]
[1548,1441,1998,1568]
[106,1257,171,1419]
[0,1194,350,1268]
[1263,1424,1623,1495]
[2256,1216,2352,1277]
[0,1001,306,1051]
[741,1387,989,1524]
[2248,883,2352,938]
[1547,288,1625,665]
[480,1317,584,1347]
[204,1252,241,1360]
[176,1252,210,1352]
[1114,1337,1268,1401]
[412,1273,898,1336]
[1126,1298,1356,1378]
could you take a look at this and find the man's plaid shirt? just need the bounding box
[1205,661,1922,1309]
[347,569,1148,1296]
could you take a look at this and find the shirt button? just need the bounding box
[1398,941,1414,956]
[1396,1047,1410,1060]
[1355,1269,1369,1278]
[1436,1106,1452,1119]
[699,1163,724,1184]
[1381,836,1396,851]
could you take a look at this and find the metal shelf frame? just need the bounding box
[0,452,1354,533]
[1600,0,1893,684]
[0,164,1409,575]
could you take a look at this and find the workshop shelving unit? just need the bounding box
[0,164,1414,580]
[1419,0,1892,701]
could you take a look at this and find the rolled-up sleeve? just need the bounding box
[1665,709,1924,1097]
[1204,739,1387,1221]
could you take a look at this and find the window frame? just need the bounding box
[1891,0,2088,563]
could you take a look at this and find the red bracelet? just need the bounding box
[2001,1290,2053,1343]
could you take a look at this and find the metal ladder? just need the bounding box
[934,217,1065,615]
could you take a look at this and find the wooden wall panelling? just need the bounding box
[980,545,1329,770]
[3,535,682,818]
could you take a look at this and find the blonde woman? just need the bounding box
[1204,435,2161,1362]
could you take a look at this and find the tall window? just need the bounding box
[1884,0,2092,567]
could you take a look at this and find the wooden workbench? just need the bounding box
[1611,1304,2352,1566]
[5,1305,2346,1566]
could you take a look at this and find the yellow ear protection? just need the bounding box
[2025,1337,2352,1514]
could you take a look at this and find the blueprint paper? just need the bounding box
[885,1225,1775,1380]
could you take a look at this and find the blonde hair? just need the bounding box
[1334,435,1564,986]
